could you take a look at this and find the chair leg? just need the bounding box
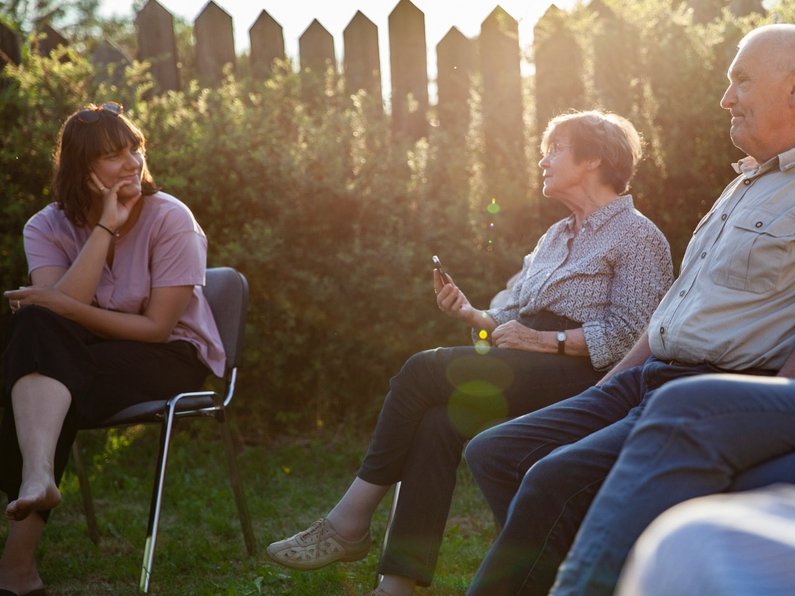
[138,409,178,593]
[219,415,256,556]
[71,438,100,545]
[377,481,401,585]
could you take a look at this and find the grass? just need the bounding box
[0,421,496,595]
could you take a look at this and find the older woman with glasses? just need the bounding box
[0,103,224,595]
[267,109,674,596]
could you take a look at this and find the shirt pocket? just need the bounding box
[710,208,795,293]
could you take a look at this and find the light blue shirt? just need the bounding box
[649,147,795,371]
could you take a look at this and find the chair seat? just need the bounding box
[88,394,221,428]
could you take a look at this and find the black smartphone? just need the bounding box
[432,255,451,284]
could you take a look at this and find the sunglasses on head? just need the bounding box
[76,101,124,124]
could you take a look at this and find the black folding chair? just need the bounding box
[71,266,256,593]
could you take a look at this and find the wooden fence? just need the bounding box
[1,0,546,141]
[0,0,766,221]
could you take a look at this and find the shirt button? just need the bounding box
[701,251,707,258]
[721,214,728,221]
[660,326,665,335]
[679,290,685,297]
[755,221,763,228]
[743,179,752,185]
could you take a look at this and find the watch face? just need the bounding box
[557,331,566,341]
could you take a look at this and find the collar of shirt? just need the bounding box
[732,146,795,176]
[564,194,634,233]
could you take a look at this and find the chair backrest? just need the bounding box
[203,267,249,374]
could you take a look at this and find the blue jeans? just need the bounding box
[551,372,795,595]
[464,358,780,595]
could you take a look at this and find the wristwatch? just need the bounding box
[557,330,567,355]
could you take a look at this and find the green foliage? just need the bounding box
[0,50,513,435]
[1,0,789,433]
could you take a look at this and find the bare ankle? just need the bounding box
[325,512,369,541]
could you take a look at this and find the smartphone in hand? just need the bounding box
[432,255,451,284]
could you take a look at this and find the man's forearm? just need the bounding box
[597,331,652,386]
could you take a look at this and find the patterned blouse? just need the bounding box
[487,195,673,370]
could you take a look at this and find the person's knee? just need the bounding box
[395,349,439,384]
[11,304,58,329]
[645,375,735,418]
[464,427,496,479]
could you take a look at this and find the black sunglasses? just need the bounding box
[76,101,124,124]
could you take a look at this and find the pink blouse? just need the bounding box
[23,192,225,377]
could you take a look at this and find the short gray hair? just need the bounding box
[541,110,644,195]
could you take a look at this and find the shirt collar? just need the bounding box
[567,194,634,232]
[732,146,795,176]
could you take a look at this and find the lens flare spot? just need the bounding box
[474,339,491,354]
[446,353,515,389]
[478,329,489,340]
[487,197,501,215]
[281,466,292,475]
[447,380,509,436]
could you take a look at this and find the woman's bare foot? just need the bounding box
[0,566,46,596]
[5,480,61,521]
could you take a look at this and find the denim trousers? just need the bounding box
[551,372,795,596]
[464,357,780,595]
[356,333,600,586]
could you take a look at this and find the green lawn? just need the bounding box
[1,423,495,595]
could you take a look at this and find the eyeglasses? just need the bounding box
[76,101,124,124]
[544,141,573,158]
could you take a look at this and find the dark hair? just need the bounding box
[541,110,644,194]
[52,104,158,226]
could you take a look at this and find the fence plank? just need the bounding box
[37,24,68,58]
[388,0,428,140]
[480,6,527,235]
[195,0,236,86]
[0,21,21,70]
[135,0,180,93]
[249,10,285,79]
[591,0,636,115]
[343,11,382,108]
[299,19,336,74]
[299,20,336,104]
[436,26,473,139]
[533,5,585,139]
[92,40,132,88]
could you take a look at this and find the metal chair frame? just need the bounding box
[71,266,256,593]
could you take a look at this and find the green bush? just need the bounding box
[0,49,518,435]
[0,1,785,434]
